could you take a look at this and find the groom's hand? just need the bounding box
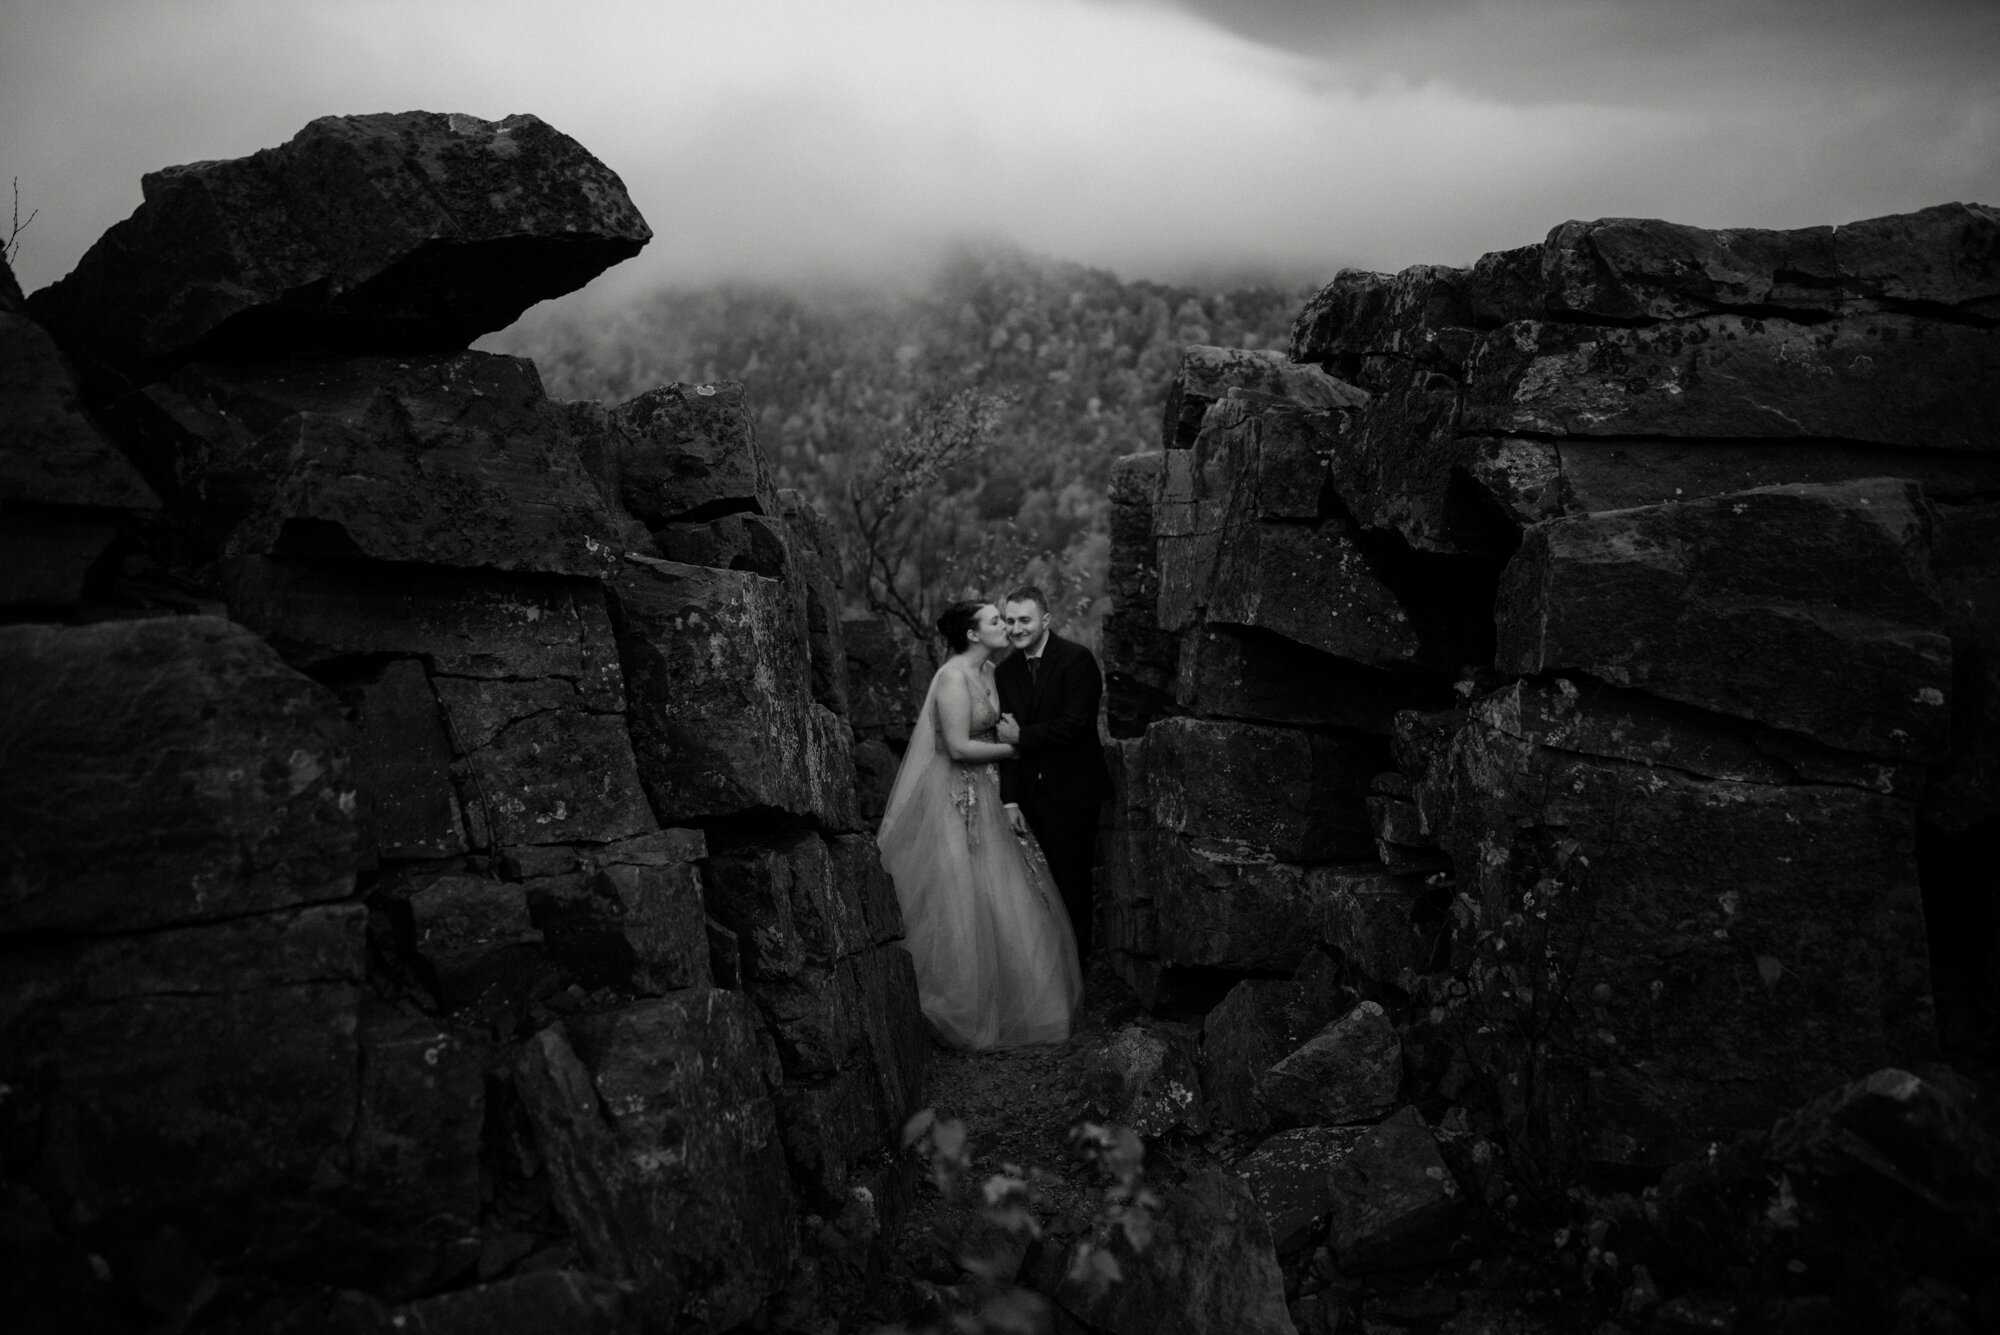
[1005,803,1029,836]
[996,714,1021,745]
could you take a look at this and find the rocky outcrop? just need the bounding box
[1099,205,1996,1309]
[1497,477,1952,762]
[1,255,158,604]
[610,553,858,829]
[31,111,650,372]
[138,353,626,574]
[0,615,358,931]
[3,113,926,1334]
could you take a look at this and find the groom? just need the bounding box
[994,585,1113,958]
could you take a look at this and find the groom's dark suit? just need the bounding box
[997,632,1113,957]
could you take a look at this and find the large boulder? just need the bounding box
[1325,1107,1467,1272]
[1283,208,2000,551]
[1288,265,1475,367]
[225,559,626,697]
[1153,383,1431,670]
[1236,1126,1369,1254]
[1285,268,1560,555]
[1141,717,1383,862]
[1200,977,1347,1134]
[227,558,651,855]
[609,553,857,828]
[43,905,367,1248]
[1204,514,1422,669]
[32,111,650,371]
[1498,477,1953,763]
[1315,354,1557,555]
[575,381,779,528]
[1464,313,2000,451]
[0,615,359,931]
[1256,1001,1403,1127]
[1161,344,1366,448]
[1525,205,2000,323]
[140,353,625,575]
[1148,834,1319,972]
[655,508,847,720]
[394,873,544,1011]
[515,993,797,1331]
[1432,695,1935,1165]
[432,675,655,847]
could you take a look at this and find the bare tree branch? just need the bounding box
[842,387,1018,649]
[5,178,38,267]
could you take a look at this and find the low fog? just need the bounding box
[4,0,1997,304]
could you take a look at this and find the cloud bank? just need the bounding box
[3,0,1996,304]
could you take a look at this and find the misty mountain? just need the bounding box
[491,243,1312,645]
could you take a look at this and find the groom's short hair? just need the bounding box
[1003,584,1050,615]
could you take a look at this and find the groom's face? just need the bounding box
[1003,600,1051,653]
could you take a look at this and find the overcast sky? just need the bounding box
[5,0,1997,303]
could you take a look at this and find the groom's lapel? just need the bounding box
[1000,649,1029,714]
[1029,635,1061,715]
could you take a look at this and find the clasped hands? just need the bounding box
[995,714,1028,836]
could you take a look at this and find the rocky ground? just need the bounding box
[837,961,1655,1335]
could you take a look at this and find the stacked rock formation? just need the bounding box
[3,112,928,1333]
[1100,205,1999,1299]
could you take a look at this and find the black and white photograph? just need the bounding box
[3,2,1998,1331]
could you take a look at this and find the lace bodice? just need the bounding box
[967,686,1000,741]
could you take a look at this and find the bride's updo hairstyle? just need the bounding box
[935,600,986,654]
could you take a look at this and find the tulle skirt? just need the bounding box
[877,751,1083,1049]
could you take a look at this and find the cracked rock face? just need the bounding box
[142,353,626,577]
[0,615,360,933]
[1496,477,1953,763]
[33,111,652,372]
[1104,203,1991,1212]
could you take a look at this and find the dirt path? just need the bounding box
[862,958,1159,1329]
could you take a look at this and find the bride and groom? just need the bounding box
[876,586,1113,1049]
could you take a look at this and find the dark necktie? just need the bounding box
[1026,654,1039,685]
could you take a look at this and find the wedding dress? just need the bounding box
[877,666,1083,1048]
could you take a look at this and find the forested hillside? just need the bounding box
[489,245,1310,651]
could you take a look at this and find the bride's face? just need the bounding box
[972,604,1010,651]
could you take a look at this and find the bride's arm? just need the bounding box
[938,671,1016,763]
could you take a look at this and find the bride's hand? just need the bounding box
[996,714,1021,745]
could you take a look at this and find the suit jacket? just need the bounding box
[996,632,1114,812]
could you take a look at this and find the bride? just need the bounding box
[877,600,1084,1048]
